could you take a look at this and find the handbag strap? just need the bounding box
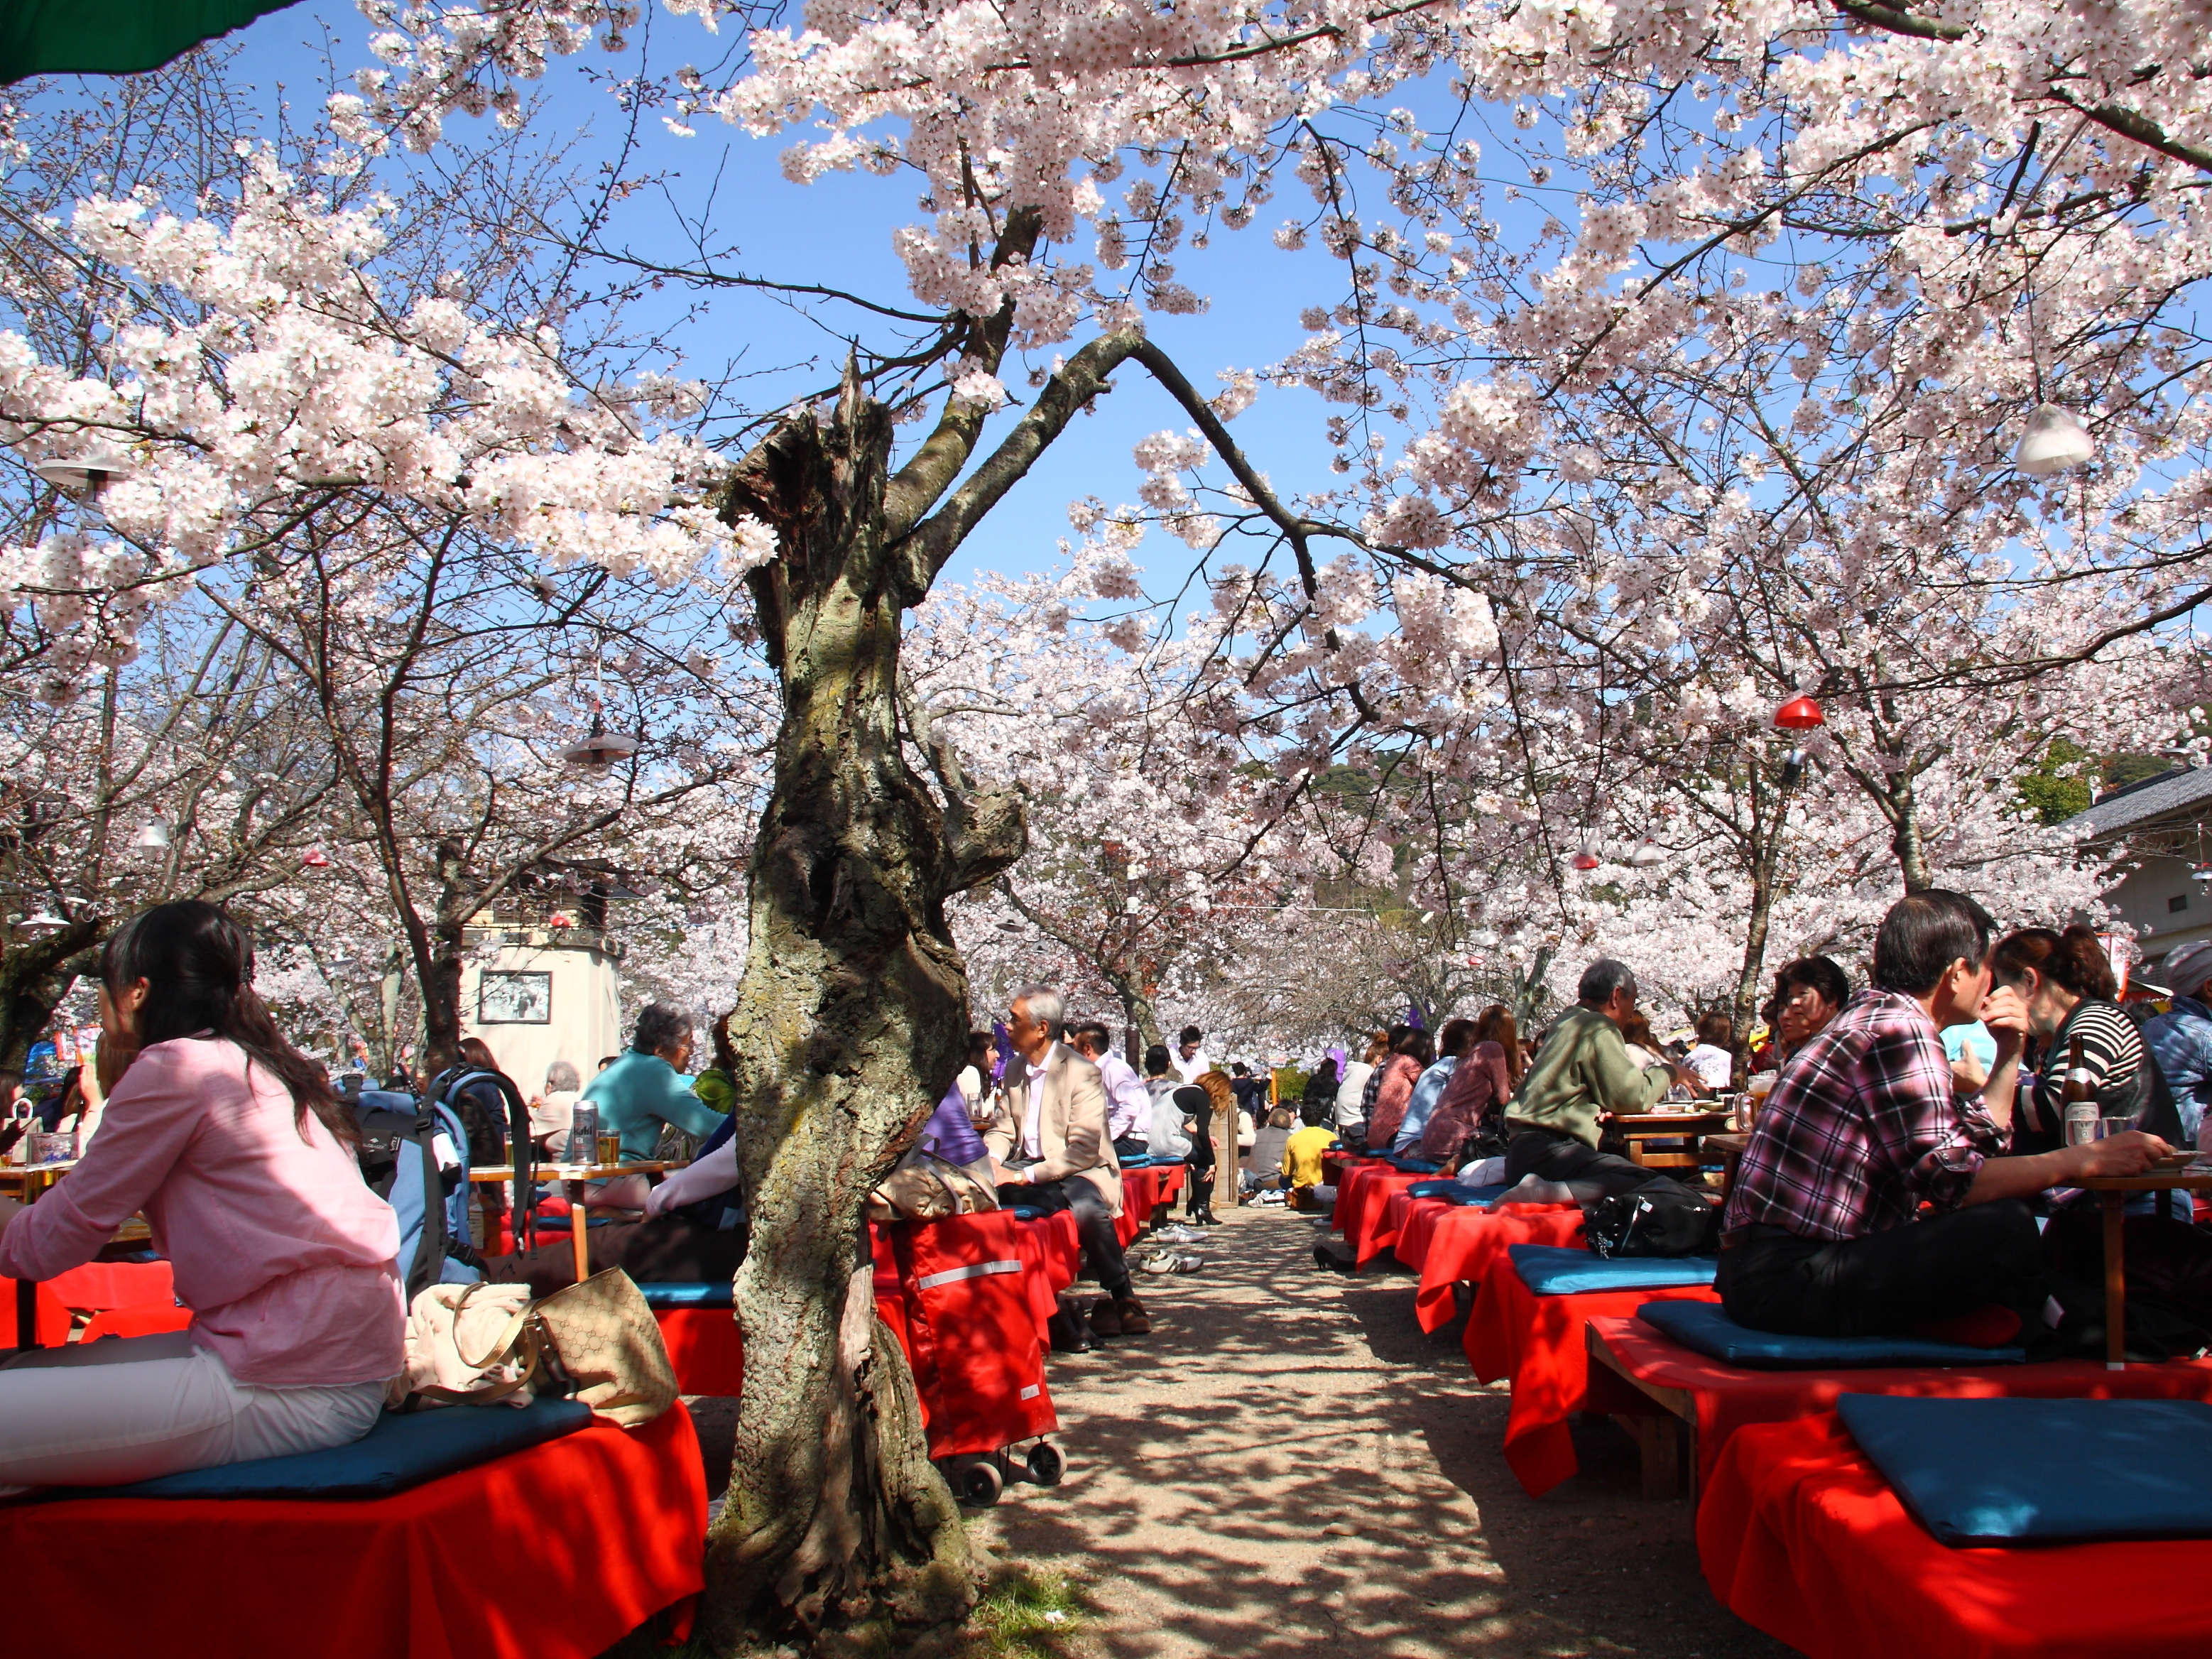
[447,1282,538,1374]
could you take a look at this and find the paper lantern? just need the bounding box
[2015,404,2095,476]
[1774,695,1825,731]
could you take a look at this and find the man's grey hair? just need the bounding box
[1013,985,1067,1037]
[1577,958,1639,1008]
[545,1060,580,1093]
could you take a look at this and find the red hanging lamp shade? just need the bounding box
[1570,847,1601,872]
[1774,695,1825,731]
[301,849,331,869]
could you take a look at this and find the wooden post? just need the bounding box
[2103,1189,2127,1370]
[1216,1081,1240,1212]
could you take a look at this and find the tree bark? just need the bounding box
[1729,761,1798,1089]
[704,368,1023,1650]
[0,925,103,1073]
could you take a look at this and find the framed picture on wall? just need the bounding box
[478,970,553,1025]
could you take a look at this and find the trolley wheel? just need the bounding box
[957,1458,1003,1507]
[1025,1441,1065,1486]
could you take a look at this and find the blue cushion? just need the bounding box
[529,1213,615,1231]
[636,1281,733,1309]
[1407,1181,1510,1206]
[1010,1206,1044,1221]
[1508,1244,1717,1295]
[1118,1154,1157,1168]
[1638,1300,2025,1370]
[1386,1155,1442,1174]
[84,1397,594,1501]
[1836,1394,2212,1546]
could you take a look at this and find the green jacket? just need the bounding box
[581,1049,724,1160]
[1503,1006,1672,1151]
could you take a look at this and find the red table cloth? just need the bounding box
[1585,1315,2212,1491]
[0,1402,706,1659]
[656,1307,745,1396]
[1328,1158,1393,1234]
[1014,1209,1080,1341]
[1385,1193,1449,1271]
[1699,1411,2212,1658]
[1464,1249,1718,1496]
[1411,1205,1584,1332]
[1112,1163,1187,1241]
[1346,1170,1429,1267]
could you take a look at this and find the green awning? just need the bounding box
[1,1,303,84]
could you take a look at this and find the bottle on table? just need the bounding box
[2061,1035,2099,1148]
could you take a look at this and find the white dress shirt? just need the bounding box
[1021,1048,1055,1160]
[1096,1051,1151,1141]
[1172,1048,1210,1085]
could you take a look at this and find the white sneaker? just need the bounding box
[1151,1224,1206,1244]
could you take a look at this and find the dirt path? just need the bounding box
[964,1204,1795,1659]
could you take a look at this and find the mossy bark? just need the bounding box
[701,370,1023,1649]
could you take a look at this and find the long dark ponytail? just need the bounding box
[103,901,354,1146]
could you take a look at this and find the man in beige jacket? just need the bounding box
[987,986,1148,1337]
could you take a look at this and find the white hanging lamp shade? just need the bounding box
[31,446,136,499]
[17,907,65,936]
[2015,404,2095,475]
[559,712,641,768]
[1630,839,1664,869]
[131,817,171,853]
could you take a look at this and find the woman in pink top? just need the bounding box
[0,902,403,1489]
[1418,1005,1524,1164]
[1363,1028,1433,1148]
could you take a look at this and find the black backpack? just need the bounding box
[1583,1182,1721,1258]
[423,1065,540,1251]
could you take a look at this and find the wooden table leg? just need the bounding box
[2103,1188,2127,1371]
[570,1180,590,1285]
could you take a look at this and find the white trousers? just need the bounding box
[0,1332,386,1489]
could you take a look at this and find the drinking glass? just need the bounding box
[596,1131,622,1166]
[2100,1116,2131,1142]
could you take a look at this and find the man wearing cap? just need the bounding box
[2145,940,2212,1148]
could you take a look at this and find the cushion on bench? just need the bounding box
[1508,1243,1717,1295]
[1406,1180,1508,1205]
[82,1396,594,1501]
[636,1281,734,1309]
[1836,1393,2212,1546]
[1385,1155,1442,1174]
[1638,1300,2026,1370]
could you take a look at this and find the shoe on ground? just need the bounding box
[1088,1298,1125,1338]
[1115,1295,1152,1335]
[1139,1252,1176,1275]
[1495,1176,1578,1207]
[1151,1223,1206,1244]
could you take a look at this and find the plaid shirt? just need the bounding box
[1724,989,2005,1243]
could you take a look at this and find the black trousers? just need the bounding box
[997,1177,1133,1300]
[1717,1201,2048,1338]
[1504,1126,1683,1203]
[484,1214,748,1300]
[1111,1133,1150,1161]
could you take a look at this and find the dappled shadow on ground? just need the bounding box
[969,1209,1792,1659]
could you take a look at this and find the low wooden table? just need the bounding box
[2079,1169,2212,1368]
[470,1162,675,1283]
[1613,1111,1730,1169]
[1701,1131,1751,1199]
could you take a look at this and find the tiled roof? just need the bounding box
[2061,768,2212,837]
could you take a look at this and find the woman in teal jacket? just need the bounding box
[581,1004,724,1193]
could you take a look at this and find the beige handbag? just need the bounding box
[392,1281,540,1409]
[868,1147,1001,1221]
[532,1268,680,1427]
[392,1271,678,1427]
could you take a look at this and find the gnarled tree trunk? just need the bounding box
[704,368,1023,1649]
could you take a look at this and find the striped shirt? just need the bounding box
[1724,989,2005,1243]
[2017,999,2145,1148]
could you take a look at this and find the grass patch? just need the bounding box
[961,1566,1091,1659]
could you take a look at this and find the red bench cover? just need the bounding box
[655,1307,745,1396]
[1345,1169,1428,1266]
[1585,1315,2212,1490]
[1013,1211,1080,1342]
[0,1401,706,1659]
[1327,1158,1391,1234]
[2,1277,72,1347]
[1464,1249,1718,1496]
[1410,1206,1584,1333]
[1699,1412,2212,1658]
[887,1211,1056,1459]
[1385,1193,1449,1271]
